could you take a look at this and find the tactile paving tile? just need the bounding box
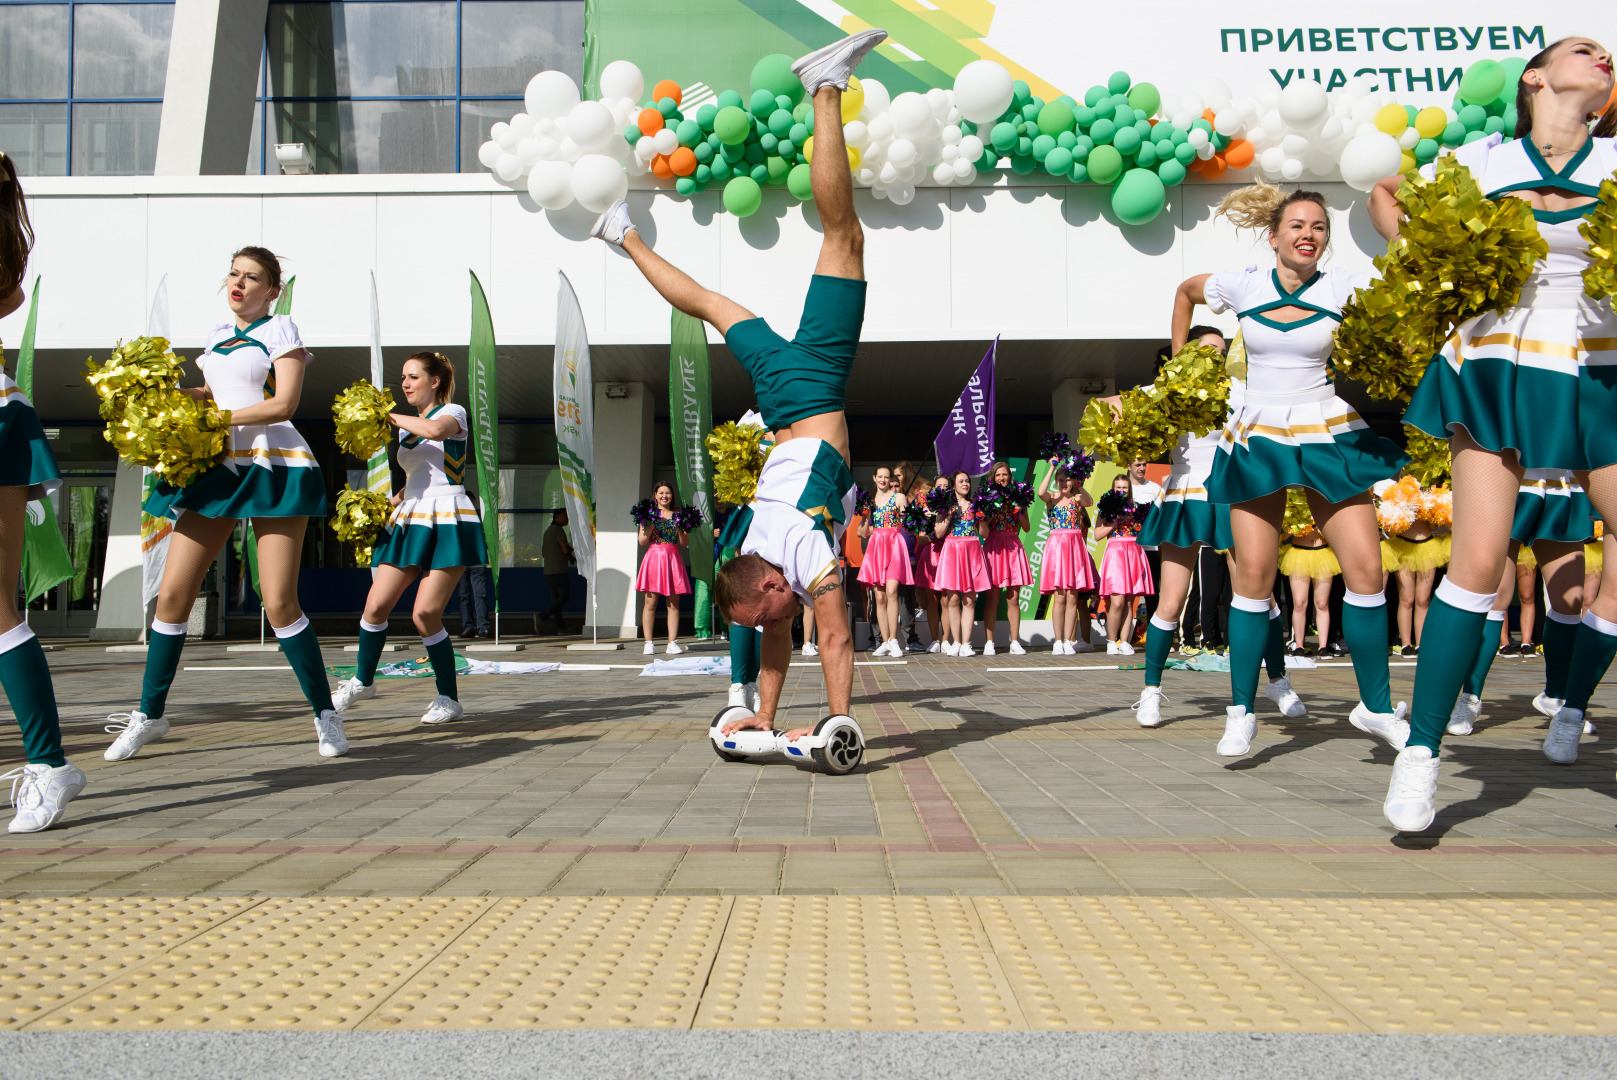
[1220,898,1617,1033]
[693,896,1028,1029]
[978,896,1362,1032]
[362,896,729,1029]
[0,897,261,1029]
[26,897,490,1030]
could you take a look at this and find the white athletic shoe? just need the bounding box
[1115,641,1135,656]
[803,641,819,657]
[315,710,349,757]
[103,711,169,762]
[1106,640,1120,656]
[927,641,941,654]
[420,696,464,725]
[1071,639,1094,653]
[790,28,888,95]
[1133,686,1165,728]
[983,640,996,657]
[743,682,762,713]
[1217,706,1257,756]
[1446,693,1481,736]
[958,643,975,657]
[643,641,656,655]
[1384,745,1439,832]
[331,676,376,713]
[589,198,635,246]
[1532,691,1564,719]
[1008,640,1026,656]
[728,683,750,709]
[1264,677,1307,719]
[666,641,684,656]
[1543,706,1585,764]
[1349,701,1410,750]
[4,762,86,834]
[1050,640,1066,655]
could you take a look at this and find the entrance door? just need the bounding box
[24,479,112,636]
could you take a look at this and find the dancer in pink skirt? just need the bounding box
[857,465,913,657]
[908,476,945,652]
[980,461,1033,656]
[933,471,990,657]
[1038,460,1097,654]
[1095,475,1155,655]
[635,482,692,655]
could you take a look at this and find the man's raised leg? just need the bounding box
[592,203,755,335]
[792,30,886,281]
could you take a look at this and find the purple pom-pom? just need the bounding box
[1095,490,1135,524]
[630,499,659,527]
[1038,431,1072,462]
[672,505,703,532]
[1058,447,1096,484]
[1005,480,1035,510]
[925,487,954,516]
[854,485,874,517]
[901,501,932,535]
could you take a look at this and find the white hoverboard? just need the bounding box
[709,706,866,775]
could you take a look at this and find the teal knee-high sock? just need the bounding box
[1542,610,1581,700]
[140,619,188,719]
[730,622,761,685]
[1409,583,1494,751]
[422,630,458,700]
[1341,591,1393,713]
[0,626,65,767]
[1264,607,1286,682]
[1564,613,1617,712]
[1227,599,1271,711]
[275,617,335,716]
[1144,616,1175,688]
[356,619,389,686]
[1464,614,1505,696]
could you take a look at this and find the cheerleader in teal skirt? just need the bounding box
[1173,186,1408,759]
[104,247,344,762]
[331,352,487,726]
[0,156,86,832]
[1370,36,1617,831]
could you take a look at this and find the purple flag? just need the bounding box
[934,338,997,477]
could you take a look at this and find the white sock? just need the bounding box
[0,623,36,654]
[151,618,188,637]
[360,618,388,633]
[272,614,311,639]
[421,628,449,647]
[1343,589,1385,609]
[1436,578,1497,614]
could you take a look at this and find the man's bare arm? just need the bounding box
[810,572,853,717]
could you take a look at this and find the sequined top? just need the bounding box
[1107,514,1143,539]
[987,506,1021,533]
[650,515,681,544]
[1047,502,1082,531]
[871,495,903,529]
[948,510,982,538]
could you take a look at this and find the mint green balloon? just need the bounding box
[1127,82,1161,118]
[1459,59,1506,106]
[765,155,790,184]
[1112,126,1142,156]
[787,162,814,200]
[1156,158,1187,187]
[1107,71,1131,94]
[1087,143,1123,184]
[1112,167,1166,225]
[1044,146,1073,175]
[714,105,751,146]
[1037,100,1075,136]
[751,54,803,105]
[724,176,763,216]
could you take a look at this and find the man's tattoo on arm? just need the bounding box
[811,575,842,599]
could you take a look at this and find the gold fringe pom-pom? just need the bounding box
[1581,173,1617,305]
[85,337,230,488]
[1335,156,1547,401]
[1078,342,1228,465]
[1283,489,1316,537]
[706,422,772,506]
[330,486,393,565]
[84,336,184,421]
[1402,428,1452,486]
[332,382,396,460]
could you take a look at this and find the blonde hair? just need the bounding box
[1216,182,1330,237]
[405,350,456,405]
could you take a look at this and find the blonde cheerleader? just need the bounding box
[1279,528,1341,656]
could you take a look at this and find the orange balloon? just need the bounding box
[1201,155,1229,179]
[637,108,664,136]
[1186,156,1207,174]
[1201,108,1217,123]
[652,79,683,106]
[650,154,675,180]
[1222,138,1254,170]
[669,147,697,177]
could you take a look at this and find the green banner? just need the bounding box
[15,279,73,604]
[468,271,501,607]
[669,311,715,637]
[273,275,296,316]
[1017,457,1053,623]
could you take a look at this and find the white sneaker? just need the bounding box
[1446,693,1481,736]
[743,682,761,713]
[643,641,656,655]
[1384,745,1439,832]
[1264,677,1307,719]
[666,641,684,656]
[1349,701,1410,750]
[1543,706,1584,764]
[420,695,464,725]
[1532,691,1564,719]
[4,762,86,833]
[1133,686,1165,728]
[958,643,975,657]
[1009,640,1026,655]
[315,710,349,757]
[728,683,750,708]
[927,640,941,654]
[1106,640,1120,656]
[589,198,634,245]
[790,28,888,94]
[803,641,819,657]
[104,711,169,762]
[983,640,996,657]
[331,676,376,712]
[1071,639,1094,653]
[1217,706,1257,756]
[1114,641,1135,656]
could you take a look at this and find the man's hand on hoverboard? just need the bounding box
[719,712,811,740]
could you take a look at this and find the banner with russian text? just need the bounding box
[669,310,715,638]
[554,272,597,598]
[1018,458,1053,623]
[934,339,996,478]
[468,271,501,607]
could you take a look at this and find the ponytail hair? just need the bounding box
[1216,182,1330,238]
[406,350,456,405]
[0,154,35,296]
[1515,37,1617,139]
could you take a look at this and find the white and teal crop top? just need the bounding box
[397,403,470,498]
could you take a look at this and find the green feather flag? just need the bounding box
[15,279,74,604]
[468,271,501,607]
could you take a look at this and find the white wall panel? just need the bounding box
[1063,185,1183,338]
[715,190,826,337]
[374,193,490,349]
[8,197,148,349]
[950,185,1068,337]
[488,195,607,344]
[860,188,952,341]
[261,194,377,349]
[599,191,724,341]
[143,196,263,348]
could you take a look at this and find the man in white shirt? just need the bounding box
[1129,459,1163,507]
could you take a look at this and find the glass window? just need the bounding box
[73,4,174,99]
[0,103,68,176]
[459,98,517,171]
[72,101,161,175]
[0,4,70,99]
[274,99,454,174]
[461,1,584,95]
[268,2,455,99]
[247,101,263,174]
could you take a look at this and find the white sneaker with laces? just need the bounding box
[1106,640,1120,656]
[1384,745,1440,832]
[643,641,656,655]
[420,695,464,725]
[315,710,349,757]
[1532,690,1563,719]
[1217,706,1257,756]
[803,641,819,657]
[1115,641,1135,656]
[1072,639,1094,653]
[1133,686,1165,728]
[666,641,684,656]
[728,683,749,709]
[589,199,635,246]
[1543,706,1584,764]
[332,676,376,713]
[743,682,761,713]
[1446,693,1481,736]
[1264,677,1307,718]
[1349,701,1410,750]
[958,643,975,657]
[927,640,941,654]
[104,711,169,762]
[5,762,86,833]
[983,640,996,657]
[1009,640,1026,655]
[790,28,888,94]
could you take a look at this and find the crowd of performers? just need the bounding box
[1,32,1614,840]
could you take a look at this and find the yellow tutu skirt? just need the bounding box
[1384,534,1451,573]
[1279,544,1341,579]
[1517,544,1537,570]
[1586,542,1603,576]
[1380,539,1400,573]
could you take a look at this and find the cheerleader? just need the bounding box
[1094,475,1154,655]
[329,353,485,725]
[932,470,989,656]
[1280,527,1340,656]
[1387,523,1447,657]
[1037,460,1096,655]
[636,482,692,655]
[1373,36,1617,828]
[1174,186,1408,759]
[105,246,345,761]
[981,461,1032,656]
[857,465,912,657]
[909,476,945,652]
[0,157,85,832]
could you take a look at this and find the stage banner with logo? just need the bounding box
[468,271,501,606]
[934,339,996,478]
[555,272,597,595]
[366,273,390,497]
[670,311,716,637]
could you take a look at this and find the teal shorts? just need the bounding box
[724,274,866,431]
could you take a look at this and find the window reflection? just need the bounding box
[72,102,161,176]
[0,5,70,100]
[461,1,583,95]
[0,104,68,177]
[73,3,174,99]
[275,99,454,174]
[268,2,456,99]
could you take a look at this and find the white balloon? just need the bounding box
[1170,109,1195,130]
[1356,121,1378,139]
[536,117,556,136]
[634,135,657,161]
[518,138,543,166]
[1213,110,1243,136]
[946,106,961,124]
[494,152,523,182]
[572,154,628,213]
[492,121,515,151]
[858,77,891,117]
[952,160,976,184]
[1195,141,1216,160]
[855,167,877,186]
[1231,96,1257,119]
[599,60,644,102]
[889,92,933,140]
[509,113,536,141]
[933,163,954,185]
[1259,146,1286,173]
[1262,110,1284,134]
[1398,127,1420,150]
[1180,93,1205,118]
[1350,97,1382,127]
[1281,133,1309,157]
[958,134,984,161]
[1259,87,1281,109]
[941,125,961,146]
[1191,76,1233,110]
[941,144,960,164]
[568,100,615,151]
[878,161,898,184]
[872,184,889,201]
[1280,156,1304,180]
[917,137,943,164]
[652,127,678,155]
[868,115,894,142]
[952,59,1014,124]
[558,137,581,163]
[1244,126,1269,148]
[926,88,951,117]
[527,160,574,209]
[843,120,871,149]
[625,153,648,177]
[887,138,917,167]
[552,115,569,135]
[1319,118,1344,143]
[603,133,632,162]
[1186,128,1210,149]
[477,140,501,168]
[1338,131,1404,192]
[889,183,914,206]
[1278,80,1329,128]
[525,70,580,120]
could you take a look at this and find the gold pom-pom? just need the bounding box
[332,382,396,459]
[1078,342,1227,464]
[1581,173,1617,305]
[1402,428,1452,486]
[85,338,229,487]
[706,422,772,506]
[330,486,393,565]
[84,336,184,421]
[1283,489,1316,537]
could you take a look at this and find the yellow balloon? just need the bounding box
[1399,150,1418,173]
[1414,106,1447,139]
[804,134,813,161]
[841,75,865,123]
[846,145,861,171]
[1375,103,1409,136]
[803,136,860,171]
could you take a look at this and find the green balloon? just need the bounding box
[720,141,747,163]
[744,142,766,166]
[1068,162,1089,183]
[714,105,751,146]
[765,155,790,184]
[990,121,1018,152]
[1135,141,1157,167]
[1112,167,1165,225]
[760,133,779,154]
[768,108,793,138]
[1112,126,1142,156]
[1501,56,1528,87]
[1458,103,1487,131]
[1043,146,1074,175]
[1483,115,1505,135]
[1174,142,1196,165]
[696,104,718,131]
[1090,118,1116,145]
[787,162,814,200]
[1037,100,1075,136]
[1087,143,1124,184]
[777,138,796,159]
[1031,133,1056,161]
[723,176,763,216]
[677,118,702,147]
[1056,130,1077,150]
[694,141,713,164]
[1127,82,1161,118]
[1012,80,1032,106]
[1414,137,1440,164]
[695,163,712,183]
[749,88,777,117]
[675,177,697,196]
[749,163,768,184]
[623,123,641,144]
[1107,70,1132,94]
[1156,158,1187,187]
[1459,59,1507,106]
[716,89,743,110]
[1083,85,1107,108]
[1442,120,1466,145]
[789,122,809,144]
[750,54,803,105]
[710,158,732,180]
[1074,105,1096,128]
[1010,154,1037,176]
